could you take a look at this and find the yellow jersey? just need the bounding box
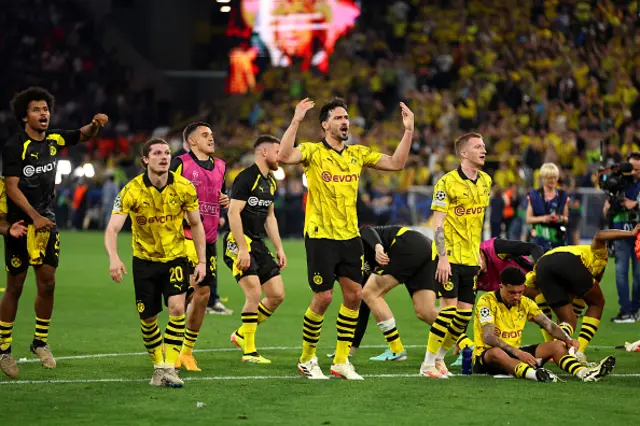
[0,177,7,215]
[525,244,608,289]
[473,291,543,357]
[112,172,199,262]
[431,167,492,266]
[300,140,382,240]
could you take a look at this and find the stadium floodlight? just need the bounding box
[220,5,231,12]
[55,171,62,185]
[216,0,230,3]
[273,167,285,181]
[58,159,72,175]
[83,163,96,178]
[74,166,85,178]
[302,174,308,188]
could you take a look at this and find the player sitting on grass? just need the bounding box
[473,266,616,382]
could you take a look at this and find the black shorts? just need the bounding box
[133,256,190,319]
[377,231,437,296]
[223,233,280,285]
[439,263,479,304]
[536,252,594,308]
[5,230,60,275]
[473,344,541,375]
[305,236,363,292]
[186,240,218,288]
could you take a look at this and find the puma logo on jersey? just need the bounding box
[30,153,39,160]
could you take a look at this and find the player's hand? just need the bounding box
[237,249,251,271]
[399,102,414,132]
[92,113,109,127]
[516,349,538,367]
[219,191,230,209]
[9,220,28,238]
[632,223,640,236]
[436,256,452,285]
[565,339,580,353]
[109,258,127,283]
[375,244,390,265]
[293,98,315,123]
[193,262,206,285]
[276,248,287,270]
[33,214,54,231]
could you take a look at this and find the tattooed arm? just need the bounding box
[532,314,579,351]
[482,323,539,367]
[432,211,450,284]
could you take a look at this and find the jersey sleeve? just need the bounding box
[112,185,134,215]
[49,130,81,147]
[182,181,199,212]
[2,139,24,177]
[524,270,537,289]
[493,239,544,262]
[360,226,384,251]
[362,146,383,167]
[525,298,543,320]
[230,170,253,201]
[475,295,495,326]
[170,157,184,175]
[0,179,7,215]
[431,176,450,213]
[298,143,315,166]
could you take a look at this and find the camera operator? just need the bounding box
[603,152,640,323]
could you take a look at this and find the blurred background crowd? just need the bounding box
[1,0,639,242]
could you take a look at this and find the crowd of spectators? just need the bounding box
[3,0,640,238]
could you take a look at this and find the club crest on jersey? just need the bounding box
[443,280,454,291]
[168,196,179,207]
[50,145,57,156]
[10,256,21,268]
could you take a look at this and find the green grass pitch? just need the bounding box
[1,232,639,425]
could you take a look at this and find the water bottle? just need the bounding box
[461,346,473,375]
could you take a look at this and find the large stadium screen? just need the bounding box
[226,0,360,94]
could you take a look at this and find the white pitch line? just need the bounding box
[2,372,640,386]
[16,344,618,364]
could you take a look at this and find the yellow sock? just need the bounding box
[238,312,259,354]
[442,309,473,351]
[578,316,600,353]
[377,317,405,354]
[141,319,164,367]
[572,299,587,317]
[180,327,199,356]
[426,306,456,356]
[559,322,574,338]
[456,333,474,350]
[257,302,274,325]
[514,362,536,380]
[33,316,50,345]
[559,354,586,377]
[0,321,14,352]
[300,307,324,363]
[334,304,359,365]
[164,314,186,366]
[535,294,554,342]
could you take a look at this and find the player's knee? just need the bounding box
[193,286,209,306]
[361,285,377,305]
[6,274,26,296]
[313,291,333,310]
[416,308,438,325]
[485,348,507,363]
[268,289,285,308]
[343,286,363,307]
[167,297,186,316]
[37,277,56,297]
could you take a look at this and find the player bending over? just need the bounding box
[525,225,640,363]
[225,135,286,364]
[474,267,615,382]
[105,138,207,388]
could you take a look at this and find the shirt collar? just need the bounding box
[494,289,504,305]
[143,171,174,188]
[322,138,347,155]
[457,166,478,184]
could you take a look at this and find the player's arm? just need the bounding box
[432,210,450,284]
[591,224,640,251]
[265,203,286,270]
[481,323,537,366]
[493,239,545,263]
[186,208,207,283]
[79,114,109,142]
[368,102,414,171]
[0,217,27,238]
[278,98,315,165]
[360,226,390,265]
[104,213,128,283]
[531,313,579,351]
[228,199,250,270]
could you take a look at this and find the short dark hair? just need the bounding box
[10,87,55,125]
[454,132,483,157]
[500,266,526,286]
[627,152,640,161]
[141,138,170,169]
[182,121,211,144]
[319,97,348,126]
[253,134,280,149]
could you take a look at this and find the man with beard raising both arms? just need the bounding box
[0,87,108,378]
[169,122,230,372]
[224,135,286,364]
[105,138,206,387]
[422,133,491,379]
[278,98,414,380]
